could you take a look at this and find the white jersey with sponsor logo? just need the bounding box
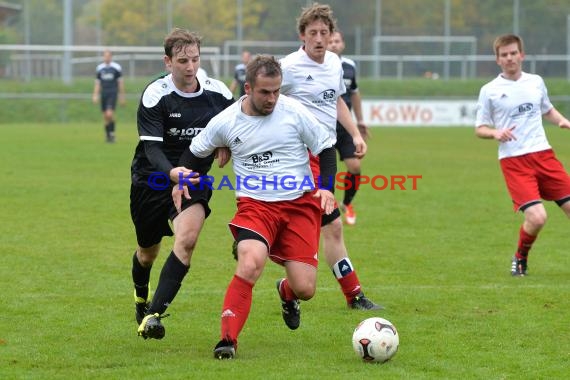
[280,47,346,144]
[190,94,333,201]
[475,72,553,159]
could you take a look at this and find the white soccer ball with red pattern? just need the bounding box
[352,317,399,363]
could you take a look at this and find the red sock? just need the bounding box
[337,271,362,302]
[220,275,254,345]
[515,226,537,260]
[278,278,297,301]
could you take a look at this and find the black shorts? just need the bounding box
[101,93,118,111]
[335,121,357,161]
[130,183,212,248]
[321,206,341,227]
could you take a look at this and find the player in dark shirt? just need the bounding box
[92,50,125,143]
[131,28,234,340]
[229,50,251,98]
[328,30,371,225]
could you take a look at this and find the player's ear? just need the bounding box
[163,55,171,69]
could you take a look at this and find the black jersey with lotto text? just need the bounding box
[340,57,358,110]
[96,61,122,94]
[131,73,234,185]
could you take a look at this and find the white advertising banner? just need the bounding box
[362,99,478,127]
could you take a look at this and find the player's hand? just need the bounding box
[357,122,372,140]
[352,134,367,159]
[92,95,98,104]
[494,126,517,142]
[215,147,231,168]
[119,95,126,106]
[169,166,199,184]
[558,118,570,129]
[313,189,336,215]
[172,185,191,214]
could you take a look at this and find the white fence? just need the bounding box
[1,44,570,81]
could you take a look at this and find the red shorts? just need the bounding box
[500,149,570,211]
[228,192,321,267]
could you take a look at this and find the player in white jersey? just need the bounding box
[279,3,382,310]
[174,55,336,359]
[475,34,570,276]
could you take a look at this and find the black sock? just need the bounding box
[104,123,111,137]
[109,121,115,133]
[132,252,152,301]
[148,251,189,315]
[343,171,360,206]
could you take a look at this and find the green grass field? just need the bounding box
[1,122,570,379]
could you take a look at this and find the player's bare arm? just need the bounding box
[543,108,570,129]
[476,125,517,142]
[351,91,371,140]
[337,97,367,157]
[92,81,100,104]
[118,78,126,106]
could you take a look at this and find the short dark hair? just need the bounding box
[164,28,202,58]
[245,55,282,87]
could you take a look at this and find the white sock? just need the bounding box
[332,257,353,279]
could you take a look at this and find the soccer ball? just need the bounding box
[352,317,399,363]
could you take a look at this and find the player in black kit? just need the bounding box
[130,28,234,340]
[328,30,370,225]
[92,50,125,143]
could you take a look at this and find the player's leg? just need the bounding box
[104,109,115,142]
[101,94,113,142]
[278,261,317,330]
[130,185,173,325]
[512,203,546,276]
[215,232,268,359]
[273,195,320,330]
[103,93,117,142]
[133,244,159,324]
[215,197,276,359]
[501,152,551,276]
[340,157,362,225]
[321,214,383,310]
[310,152,381,310]
[139,191,210,340]
[335,124,361,225]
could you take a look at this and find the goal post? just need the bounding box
[372,35,477,79]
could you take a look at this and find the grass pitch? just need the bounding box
[1,122,569,379]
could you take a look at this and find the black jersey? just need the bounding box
[233,63,247,97]
[131,73,234,185]
[96,61,122,94]
[339,57,358,110]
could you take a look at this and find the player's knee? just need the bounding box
[533,214,547,229]
[526,212,547,231]
[174,233,199,257]
[235,254,265,282]
[138,247,159,266]
[294,285,315,301]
